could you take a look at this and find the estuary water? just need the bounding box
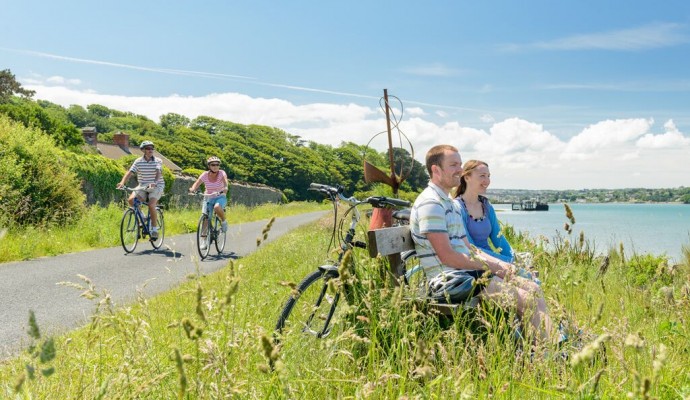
[493,203,690,263]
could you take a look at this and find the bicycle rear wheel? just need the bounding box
[275,269,340,339]
[120,208,139,253]
[196,214,211,259]
[151,208,165,249]
[214,215,226,254]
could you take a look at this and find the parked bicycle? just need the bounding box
[190,191,227,260]
[274,183,412,339]
[118,186,165,253]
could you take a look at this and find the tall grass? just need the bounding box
[0,201,327,263]
[2,208,690,398]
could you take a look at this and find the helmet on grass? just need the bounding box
[206,156,221,166]
[140,140,155,150]
[428,270,476,304]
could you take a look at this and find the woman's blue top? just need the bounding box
[456,195,514,263]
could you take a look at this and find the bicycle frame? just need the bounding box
[130,196,152,236]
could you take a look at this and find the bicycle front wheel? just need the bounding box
[275,269,340,339]
[214,216,226,254]
[196,214,211,259]
[151,208,165,249]
[120,208,139,253]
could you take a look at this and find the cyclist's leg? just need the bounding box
[148,199,158,227]
[213,196,228,231]
[147,186,163,228]
[201,202,209,235]
[127,191,137,207]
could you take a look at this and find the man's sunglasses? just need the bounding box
[209,163,220,167]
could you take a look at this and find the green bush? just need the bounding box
[0,115,85,227]
[624,253,674,288]
[63,152,124,206]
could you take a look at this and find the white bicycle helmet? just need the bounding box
[206,156,221,166]
[140,140,154,149]
[428,270,476,304]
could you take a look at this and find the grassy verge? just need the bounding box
[0,201,328,263]
[2,206,690,398]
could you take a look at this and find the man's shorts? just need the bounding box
[135,185,164,202]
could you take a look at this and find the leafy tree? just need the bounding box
[392,147,427,191]
[87,104,113,118]
[66,104,90,127]
[0,69,35,103]
[160,113,190,131]
[0,98,83,148]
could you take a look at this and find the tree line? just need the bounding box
[0,69,427,227]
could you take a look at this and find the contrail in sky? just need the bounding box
[3,47,501,114]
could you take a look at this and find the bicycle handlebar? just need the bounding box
[308,183,342,196]
[365,196,411,208]
[309,183,410,208]
[189,190,225,197]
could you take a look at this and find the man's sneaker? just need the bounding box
[221,221,228,232]
[150,229,159,240]
[200,240,207,250]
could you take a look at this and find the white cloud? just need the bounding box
[480,114,495,123]
[478,118,563,155]
[637,119,690,148]
[45,76,81,85]
[562,118,653,160]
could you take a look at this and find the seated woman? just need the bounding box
[453,160,514,262]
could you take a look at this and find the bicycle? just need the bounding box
[274,183,411,339]
[118,186,165,253]
[190,191,227,260]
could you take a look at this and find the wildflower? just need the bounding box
[571,333,610,366]
[597,255,610,278]
[653,343,668,376]
[564,203,575,224]
[624,332,645,350]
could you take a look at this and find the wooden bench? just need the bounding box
[367,225,477,316]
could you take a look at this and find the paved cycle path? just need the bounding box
[0,211,327,360]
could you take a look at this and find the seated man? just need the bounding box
[410,144,553,343]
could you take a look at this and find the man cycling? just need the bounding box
[116,140,165,240]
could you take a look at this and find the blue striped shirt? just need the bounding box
[129,156,165,187]
[410,182,470,279]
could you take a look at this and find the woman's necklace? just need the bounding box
[461,196,485,222]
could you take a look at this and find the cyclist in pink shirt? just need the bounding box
[189,156,229,242]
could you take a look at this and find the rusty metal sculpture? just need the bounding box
[363,89,414,196]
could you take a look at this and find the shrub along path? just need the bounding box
[0,211,327,360]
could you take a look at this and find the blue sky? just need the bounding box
[2,0,690,189]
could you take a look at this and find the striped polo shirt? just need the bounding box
[410,182,470,279]
[200,170,227,198]
[129,156,165,188]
